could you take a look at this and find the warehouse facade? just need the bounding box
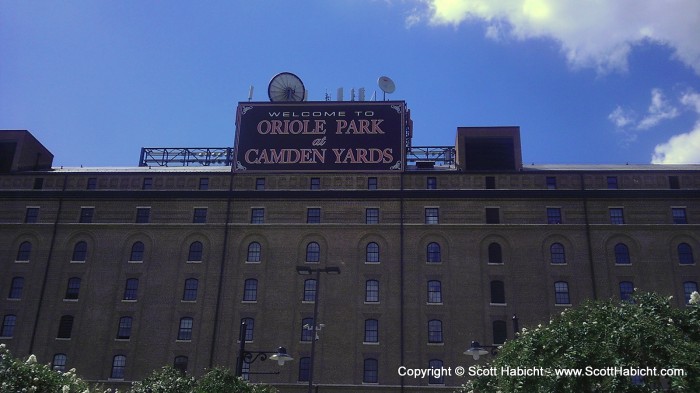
[1,104,699,392]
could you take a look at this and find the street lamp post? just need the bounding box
[235,320,293,378]
[296,266,341,393]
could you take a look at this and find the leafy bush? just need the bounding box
[130,366,194,393]
[0,344,91,393]
[132,366,276,393]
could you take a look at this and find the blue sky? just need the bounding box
[2,0,699,167]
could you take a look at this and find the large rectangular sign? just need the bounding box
[234,101,406,172]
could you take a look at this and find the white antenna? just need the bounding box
[359,88,366,101]
[248,85,254,101]
[350,88,356,101]
[378,76,396,100]
[337,87,344,101]
[371,91,377,101]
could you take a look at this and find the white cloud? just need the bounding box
[651,123,700,164]
[608,106,635,128]
[411,0,700,75]
[637,88,679,130]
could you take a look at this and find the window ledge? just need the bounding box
[241,300,257,304]
[363,301,380,305]
[550,263,567,266]
[555,303,572,307]
[186,261,202,264]
[302,301,315,304]
[181,300,196,303]
[175,339,192,343]
[6,298,20,302]
[63,299,78,302]
[487,263,504,266]
[69,261,86,264]
[14,260,29,264]
[489,303,507,306]
[55,338,71,341]
[0,337,13,340]
[121,299,137,303]
[115,338,130,342]
[363,342,380,345]
[427,342,444,346]
[245,261,261,264]
[426,302,443,306]
[365,262,380,265]
[614,264,632,266]
[127,260,143,264]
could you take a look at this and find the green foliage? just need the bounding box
[461,292,700,393]
[133,366,276,393]
[130,366,195,393]
[0,344,91,393]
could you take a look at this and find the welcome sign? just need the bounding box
[234,101,407,172]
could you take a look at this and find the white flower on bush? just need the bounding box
[26,354,37,364]
[690,291,700,305]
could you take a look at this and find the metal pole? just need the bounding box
[512,314,519,335]
[307,269,322,393]
[236,321,247,377]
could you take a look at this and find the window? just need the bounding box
[492,320,507,345]
[25,207,39,223]
[86,177,97,190]
[428,319,443,343]
[300,317,314,342]
[173,356,188,373]
[490,280,505,304]
[619,281,634,302]
[303,279,317,302]
[614,243,631,265]
[488,243,502,264]
[366,208,379,224]
[607,176,618,189]
[678,243,694,265]
[427,280,442,303]
[16,241,32,261]
[364,319,379,343]
[363,358,378,383]
[368,177,378,190]
[123,278,138,300]
[79,207,94,223]
[298,357,311,381]
[198,177,209,190]
[306,242,320,263]
[427,242,441,263]
[111,355,126,379]
[247,242,261,262]
[485,176,496,189]
[255,178,265,190]
[547,208,562,224]
[64,277,81,300]
[550,243,566,264]
[672,208,687,224]
[243,279,257,301]
[1,315,16,337]
[425,208,439,224]
[669,176,680,189]
[486,207,500,224]
[129,241,144,262]
[72,241,87,262]
[241,318,254,341]
[366,242,379,263]
[310,177,320,190]
[117,317,132,339]
[365,280,379,303]
[546,176,557,189]
[192,208,207,223]
[142,177,153,190]
[609,208,624,224]
[188,241,203,262]
[555,281,570,304]
[135,207,150,223]
[307,208,321,223]
[8,277,24,299]
[52,354,67,372]
[178,317,193,340]
[427,177,437,189]
[684,281,698,304]
[250,208,264,224]
[57,315,74,339]
[182,278,198,301]
[428,359,444,384]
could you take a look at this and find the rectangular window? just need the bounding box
[364,319,379,343]
[87,177,97,190]
[182,279,198,301]
[142,177,153,190]
[486,207,500,224]
[250,208,264,224]
[425,208,439,224]
[669,176,680,189]
[123,279,138,301]
[135,207,150,223]
[57,316,73,339]
[366,208,379,224]
[547,208,562,224]
[193,208,207,223]
[198,178,209,190]
[255,178,265,190]
[485,176,496,189]
[609,208,625,224]
[427,280,442,304]
[546,176,557,189]
[8,277,24,299]
[79,207,94,223]
[555,282,570,305]
[427,177,437,189]
[310,177,320,190]
[607,176,618,189]
[243,279,257,301]
[672,208,687,224]
[365,280,379,303]
[25,207,39,223]
[117,317,132,340]
[368,177,378,190]
[307,208,321,224]
[178,318,193,341]
[33,178,44,189]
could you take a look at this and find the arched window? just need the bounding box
[64,277,81,300]
[678,243,694,265]
[488,242,502,264]
[188,241,203,262]
[173,356,188,374]
[182,278,198,301]
[614,243,631,264]
[247,242,261,262]
[490,280,505,304]
[427,280,442,303]
[123,278,138,300]
[16,241,32,261]
[554,281,570,304]
[57,315,74,339]
[303,279,317,302]
[492,320,507,344]
[366,242,379,263]
[111,355,126,379]
[300,317,314,342]
[427,242,441,263]
[1,315,16,337]
[619,281,634,302]
[306,242,320,263]
[428,359,444,384]
[550,243,566,264]
[8,277,24,299]
[52,353,67,372]
[117,317,132,339]
[428,319,443,343]
[72,241,87,262]
[129,241,144,262]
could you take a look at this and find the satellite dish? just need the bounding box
[378,76,396,94]
[268,72,306,102]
